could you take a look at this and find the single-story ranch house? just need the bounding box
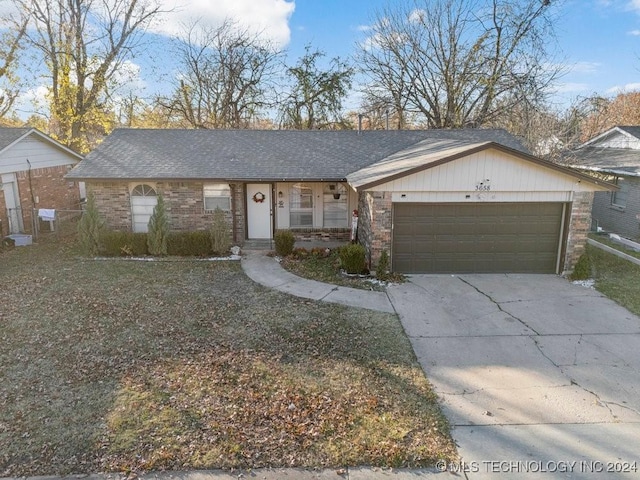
[66,128,613,274]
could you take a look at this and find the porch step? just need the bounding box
[243,239,274,250]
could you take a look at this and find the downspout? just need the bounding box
[230,183,237,244]
[26,159,37,237]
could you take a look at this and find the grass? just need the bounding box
[280,247,390,291]
[0,238,455,476]
[588,233,640,260]
[588,244,640,316]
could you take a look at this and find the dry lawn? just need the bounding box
[0,239,455,476]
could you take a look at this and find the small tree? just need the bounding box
[210,207,231,255]
[77,192,105,256]
[147,193,169,256]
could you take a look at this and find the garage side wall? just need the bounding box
[357,191,392,267]
[564,191,594,274]
[87,181,245,243]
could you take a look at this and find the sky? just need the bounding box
[12,0,640,117]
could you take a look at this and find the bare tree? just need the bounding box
[357,0,561,129]
[279,45,354,130]
[0,17,27,120]
[15,0,163,152]
[161,20,282,129]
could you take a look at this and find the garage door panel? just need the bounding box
[393,203,564,274]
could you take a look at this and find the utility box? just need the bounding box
[7,234,33,246]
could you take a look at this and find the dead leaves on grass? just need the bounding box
[0,244,456,475]
[100,349,455,473]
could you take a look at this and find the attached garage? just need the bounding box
[393,202,566,273]
[348,141,614,275]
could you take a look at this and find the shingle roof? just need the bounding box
[618,126,640,139]
[0,127,33,151]
[569,147,640,177]
[66,128,528,181]
[347,139,491,188]
[0,127,84,160]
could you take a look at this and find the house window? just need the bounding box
[612,177,629,208]
[131,184,157,233]
[323,183,348,227]
[290,183,313,227]
[204,183,231,211]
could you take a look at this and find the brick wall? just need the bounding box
[564,191,594,274]
[591,177,640,241]
[357,191,392,268]
[288,228,351,242]
[0,164,81,235]
[87,181,246,244]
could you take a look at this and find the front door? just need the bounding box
[1,173,23,233]
[247,184,272,239]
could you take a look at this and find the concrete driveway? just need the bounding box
[387,274,640,479]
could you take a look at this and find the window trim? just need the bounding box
[203,183,231,212]
[611,176,629,209]
[289,183,314,228]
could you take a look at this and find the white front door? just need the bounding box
[1,173,23,233]
[247,184,272,239]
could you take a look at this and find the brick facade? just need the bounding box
[288,228,351,243]
[357,190,594,274]
[0,164,81,236]
[357,191,393,268]
[591,177,640,241]
[87,181,246,244]
[563,191,594,274]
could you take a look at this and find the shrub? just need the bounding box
[339,243,367,274]
[376,250,390,280]
[210,207,231,255]
[570,253,592,280]
[147,194,169,256]
[167,231,212,256]
[101,231,148,256]
[291,247,309,259]
[77,192,105,256]
[274,230,295,257]
[311,246,330,258]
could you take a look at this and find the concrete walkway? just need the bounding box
[241,251,396,314]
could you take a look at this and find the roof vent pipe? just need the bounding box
[358,114,363,134]
[385,109,389,130]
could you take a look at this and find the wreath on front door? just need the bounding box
[252,191,266,203]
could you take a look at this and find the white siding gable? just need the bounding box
[368,148,608,203]
[0,133,79,175]
[588,130,640,149]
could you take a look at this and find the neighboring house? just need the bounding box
[570,126,640,240]
[0,128,84,236]
[66,128,613,274]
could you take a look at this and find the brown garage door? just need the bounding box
[393,203,565,274]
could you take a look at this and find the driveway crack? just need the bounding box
[457,277,540,335]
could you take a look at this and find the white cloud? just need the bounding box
[408,9,427,24]
[629,0,640,12]
[570,61,601,74]
[152,0,295,47]
[629,29,640,35]
[356,25,372,32]
[112,60,145,91]
[552,82,591,94]
[607,82,640,93]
